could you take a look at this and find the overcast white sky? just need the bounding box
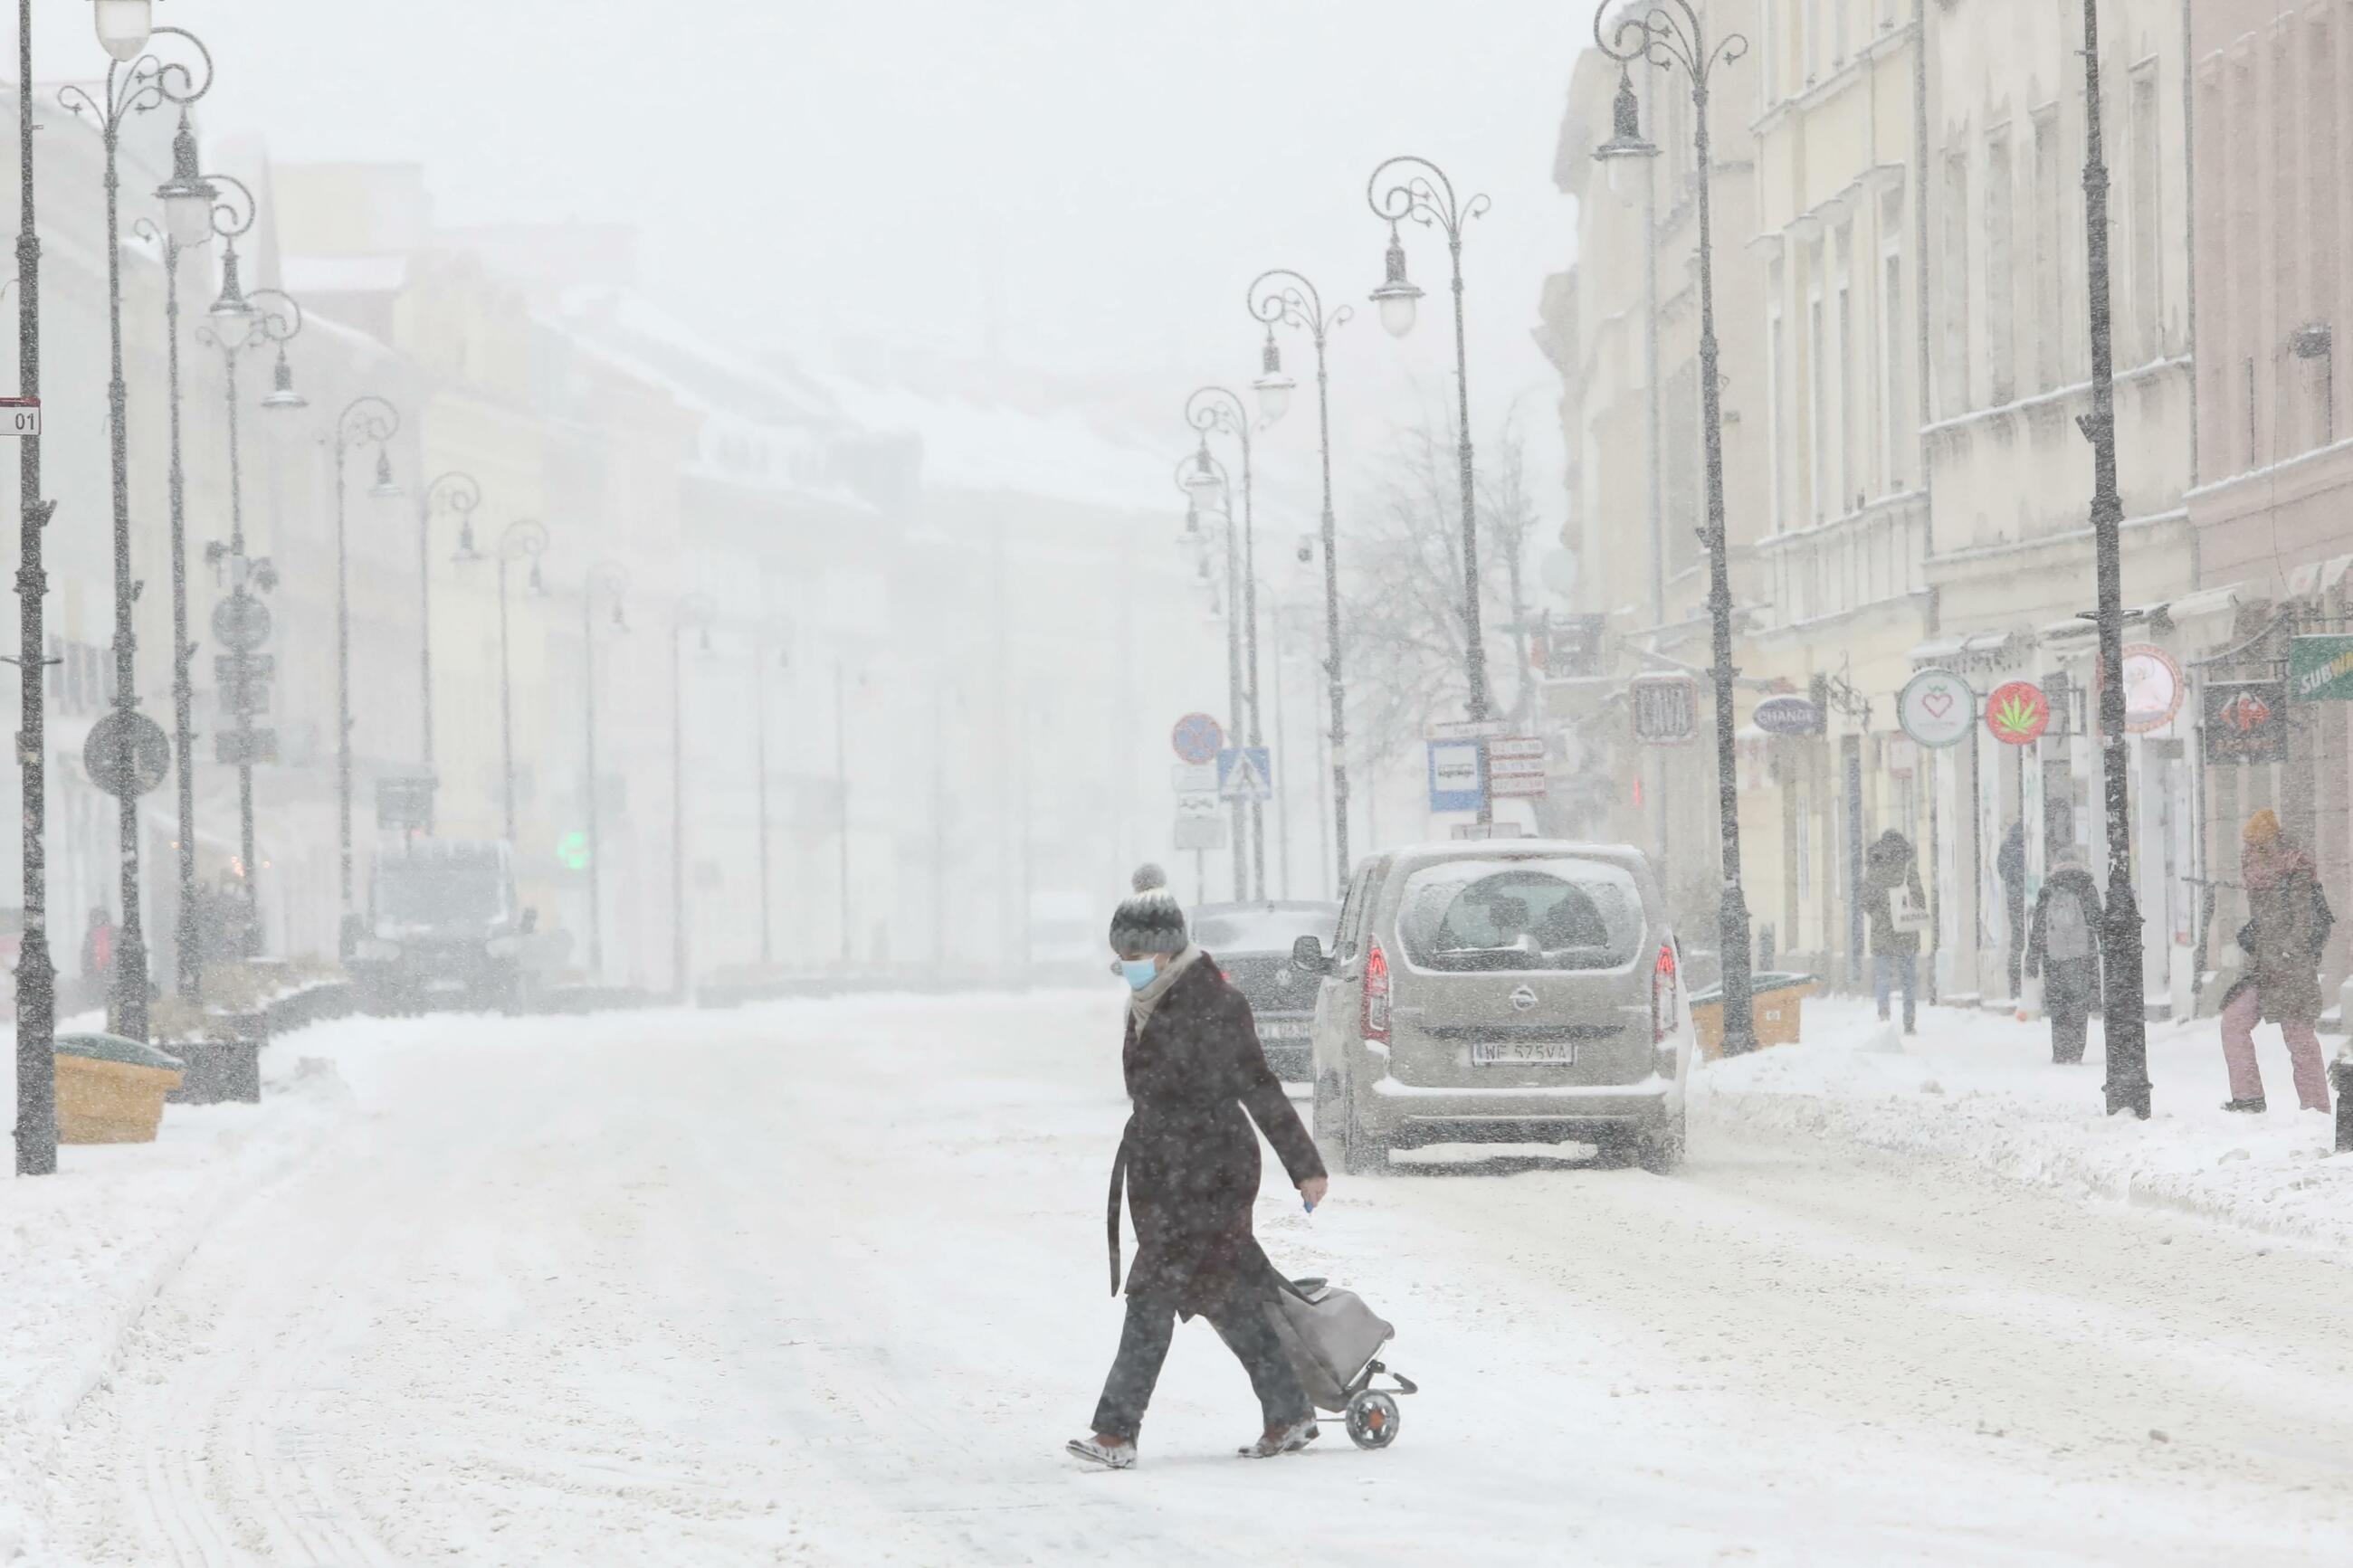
[35,0,1593,522]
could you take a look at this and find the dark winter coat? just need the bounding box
[1105,955,1324,1317]
[1862,832,1927,958]
[2242,846,2333,1025]
[2025,865,2102,993]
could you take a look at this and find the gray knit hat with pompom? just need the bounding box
[1108,863,1187,955]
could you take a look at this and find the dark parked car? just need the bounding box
[1191,900,1343,1081]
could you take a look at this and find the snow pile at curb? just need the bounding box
[0,1048,355,1560]
[1698,995,2353,1250]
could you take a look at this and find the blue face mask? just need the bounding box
[1120,958,1159,991]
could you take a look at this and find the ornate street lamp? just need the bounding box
[1175,443,1248,900]
[1187,386,1267,900]
[413,470,481,816]
[672,593,718,999]
[1594,0,1758,1055]
[328,396,402,912]
[580,562,631,980]
[2073,0,2149,1118]
[90,0,156,62]
[1366,156,1496,759]
[134,149,250,1002]
[195,283,304,958]
[461,518,549,847]
[62,23,213,1041]
[1249,269,1353,891]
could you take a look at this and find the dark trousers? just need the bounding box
[1091,1291,1310,1441]
[2005,894,2025,999]
[2046,957,2096,1064]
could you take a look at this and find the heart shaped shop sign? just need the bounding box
[1898,669,1976,748]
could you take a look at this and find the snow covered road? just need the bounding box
[42,993,2353,1564]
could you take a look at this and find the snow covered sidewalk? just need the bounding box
[1700,993,2353,1250]
[0,1037,356,1560]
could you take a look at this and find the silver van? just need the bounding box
[1290,841,1691,1174]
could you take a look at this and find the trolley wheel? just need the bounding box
[1346,1390,1400,1449]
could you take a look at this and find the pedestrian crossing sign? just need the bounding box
[1216,746,1272,802]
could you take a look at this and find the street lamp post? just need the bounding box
[1594,0,1758,1055]
[1248,270,1353,891]
[672,593,716,1000]
[1366,155,1494,770]
[464,518,548,846]
[328,396,403,912]
[580,562,629,980]
[1186,386,1266,900]
[194,273,306,962]
[413,470,481,820]
[753,625,786,967]
[1177,446,1247,900]
[62,24,214,1041]
[2075,0,2150,1118]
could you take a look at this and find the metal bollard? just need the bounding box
[2333,1058,2353,1155]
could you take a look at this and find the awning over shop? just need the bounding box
[2283,555,2353,603]
[1908,628,2032,670]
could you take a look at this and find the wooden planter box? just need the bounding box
[1691,974,1818,1061]
[54,1034,185,1144]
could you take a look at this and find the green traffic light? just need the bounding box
[557,831,590,871]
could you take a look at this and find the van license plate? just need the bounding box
[1259,1020,1311,1040]
[1471,1041,1577,1066]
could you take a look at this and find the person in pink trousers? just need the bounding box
[2220,811,2334,1115]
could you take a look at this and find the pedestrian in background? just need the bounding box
[2219,810,2333,1115]
[1998,820,2027,1000]
[2026,851,2102,1065]
[80,906,114,997]
[1862,829,1927,1034]
[1069,864,1328,1471]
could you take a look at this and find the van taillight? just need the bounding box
[1652,941,1677,1045]
[1362,939,1391,1044]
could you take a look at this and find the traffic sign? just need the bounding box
[1171,712,1224,765]
[1485,736,1546,762]
[1217,746,1272,801]
[1485,755,1547,779]
[1490,770,1548,798]
[83,709,170,798]
[1174,813,1228,851]
[0,396,39,436]
[1427,717,1514,742]
[212,594,272,654]
[215,727,277,767]
[1175,793,1222,818]
[376,774,436,833]
[1427,740,1485,813]
[1170,762,1218,794]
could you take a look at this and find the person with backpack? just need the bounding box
[2219,811,2334,1115]
[2025,852,2103,1065]
[1862,830,1928,1033]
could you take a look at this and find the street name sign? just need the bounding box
[1489,770,1548,798]
[1427,717,1514,742]
[1485,736,1546,762]
[1485,755,1547,779]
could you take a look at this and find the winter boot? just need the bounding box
[1237,1416,1319,1459]
[1066,1434,1137,1470]
[2221,1097,2268,1114]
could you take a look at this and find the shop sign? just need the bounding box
[1631,673,1699,745]
[1751,694,1824,737]
[1897,669,1975,748]
[2204,679,2287,763]
[2119,644,2185,734]
[1985,680,2051,746]
[2287,634,2353,704]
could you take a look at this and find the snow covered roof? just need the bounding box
[812,373,1169,514]
[282,254,412,296]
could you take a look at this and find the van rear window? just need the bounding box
[1396,859,1643,973]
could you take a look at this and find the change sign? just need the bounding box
[2288,634,2353,704]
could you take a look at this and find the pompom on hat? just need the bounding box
[1108,862,1187,955]
[2243,809,2281,847]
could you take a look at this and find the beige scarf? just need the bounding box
[1128,944,1204,1033]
